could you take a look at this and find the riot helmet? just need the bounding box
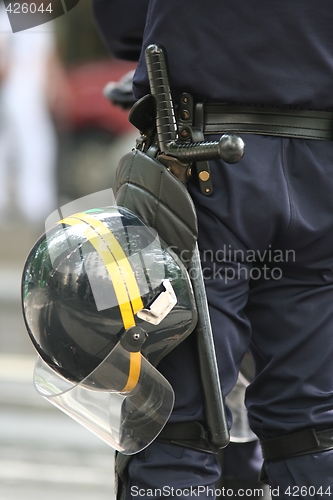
[22,206,197,454]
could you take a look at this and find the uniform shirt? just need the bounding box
[93,0,333,110]
[92,0,147,61]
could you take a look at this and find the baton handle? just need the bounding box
[145,44,244,164]
[167,135,244,164]
[145,44,178,153]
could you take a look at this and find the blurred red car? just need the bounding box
[54,58,137,201]
[64,58,136,135]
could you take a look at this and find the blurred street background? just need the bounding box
[0,2,137,498]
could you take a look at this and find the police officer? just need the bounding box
[92,0,333,498]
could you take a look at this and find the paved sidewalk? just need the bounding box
[0,222,42,266]
[0,231,116,500]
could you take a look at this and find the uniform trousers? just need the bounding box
[126,134,333,498]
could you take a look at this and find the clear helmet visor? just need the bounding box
[34,340,174,455]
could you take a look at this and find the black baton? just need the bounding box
[145,43,231,449]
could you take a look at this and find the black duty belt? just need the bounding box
[157,421,219,454]
[177,95,333,196]
[201,103,333,141]
[260,427,333,461]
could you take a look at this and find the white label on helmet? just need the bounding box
[136,279,177,325]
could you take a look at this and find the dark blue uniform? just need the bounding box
[131,0,333,109]
[93,1,333,497]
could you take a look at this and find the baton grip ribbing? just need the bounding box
[167,134,244,164]
[145,44,244,164]
[145,44,178,153]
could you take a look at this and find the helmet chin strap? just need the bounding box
[121,352,142,393]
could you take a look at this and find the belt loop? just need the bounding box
[178,93,195,140]
[193,102,214,195]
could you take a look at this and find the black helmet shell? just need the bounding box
[22,207,197,383]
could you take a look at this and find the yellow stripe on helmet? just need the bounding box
[57,212,147,392]
[71,212,144,315]
[57,216,137,330]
